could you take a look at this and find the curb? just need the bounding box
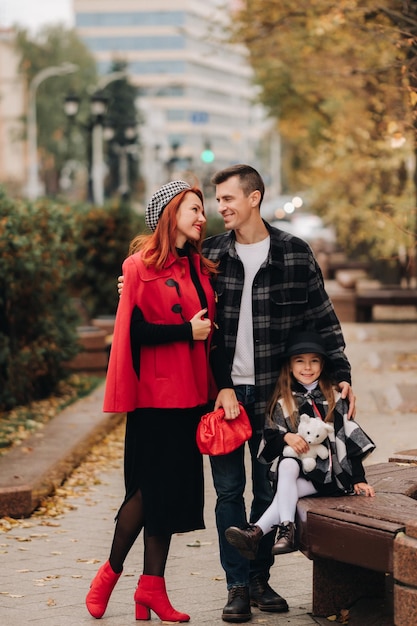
[0,382,123,518]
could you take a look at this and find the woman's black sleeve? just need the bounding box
[130,305,192,346]
[209,324,234,390]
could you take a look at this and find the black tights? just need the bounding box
[108,488,171,577]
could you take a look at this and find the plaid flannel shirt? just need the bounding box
[202,221,351,430]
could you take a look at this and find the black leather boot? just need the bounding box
[225,524,263,560]
[272,521,296,555]
[249,575,289,613]
[222,586,251,623]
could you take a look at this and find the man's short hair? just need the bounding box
[211,164,265,205]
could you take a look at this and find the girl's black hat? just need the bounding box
[285,331,328,358]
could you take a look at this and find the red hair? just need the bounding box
[129,187,218,276]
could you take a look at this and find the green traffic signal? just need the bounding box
[200,149,215,163]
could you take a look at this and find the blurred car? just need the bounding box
[271,214,337,253]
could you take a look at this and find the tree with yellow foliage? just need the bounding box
[230,1,417,280]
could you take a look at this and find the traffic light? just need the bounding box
[200,141,215,164]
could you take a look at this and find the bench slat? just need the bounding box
[366,463,417,498]
[302,506,402,532]
[305,512,394,571]
[297,492,417,526]
[356,289,417,306]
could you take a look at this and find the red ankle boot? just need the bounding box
[134,574,190,622]
[86,560,122,618]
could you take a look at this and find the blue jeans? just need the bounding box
[209,385,274,589]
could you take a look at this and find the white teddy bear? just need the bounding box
[283,413,334,473]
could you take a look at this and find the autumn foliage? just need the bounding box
[230,1,417,270]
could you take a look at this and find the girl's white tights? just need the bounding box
[256,458,317,535]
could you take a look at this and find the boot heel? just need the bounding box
[135,602,151,620]
[134,574,190,622]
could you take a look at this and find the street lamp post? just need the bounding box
[89,93,108,206]
[64,91,108,204]
[110,124,137,201]
[27,62,78,200]
[92,71,129,205]
[64,71,129,205]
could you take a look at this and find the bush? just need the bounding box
[0,191,80,409]
[206,214,227,237]
[71,200,143,317]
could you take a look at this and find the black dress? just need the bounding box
[124,406,205,535]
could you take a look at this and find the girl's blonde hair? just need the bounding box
[266,356,336,429]
[129,187,218,276]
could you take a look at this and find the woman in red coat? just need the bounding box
[86,181,238,622]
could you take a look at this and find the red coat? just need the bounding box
[103,249,217,412]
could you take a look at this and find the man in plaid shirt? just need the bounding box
[203,164,353,623]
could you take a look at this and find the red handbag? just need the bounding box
[196,403,252,455]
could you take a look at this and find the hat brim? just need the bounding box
[286,341,328,358]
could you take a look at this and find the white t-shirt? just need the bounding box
[232,236,270,385]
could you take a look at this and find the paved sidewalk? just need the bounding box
[1,322,416,625]
[0,427,315,626]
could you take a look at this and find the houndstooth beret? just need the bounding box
[145,180,191,231]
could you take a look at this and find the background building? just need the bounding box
[0,29,26,194]
[74,0,273,205]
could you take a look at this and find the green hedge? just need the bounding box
[0,190,143,410]
[70,201,143,318]
[0,192,80,409]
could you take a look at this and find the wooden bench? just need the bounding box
[355,288,417,322]
[295,462,417,625]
